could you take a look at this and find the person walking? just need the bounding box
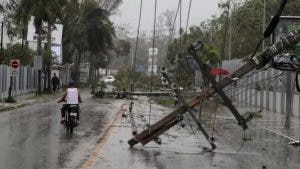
[51,73,60,94]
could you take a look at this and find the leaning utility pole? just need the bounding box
[128,28,300,147]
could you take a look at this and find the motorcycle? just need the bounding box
[63,104,79,134]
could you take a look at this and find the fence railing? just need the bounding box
[0,65,37,100]
[223,59,300,118]
[0,64,72,101]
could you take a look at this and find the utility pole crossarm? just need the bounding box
[128,28,300,147]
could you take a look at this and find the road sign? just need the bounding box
[10,60,20,76]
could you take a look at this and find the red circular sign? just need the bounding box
[11,60,19,69]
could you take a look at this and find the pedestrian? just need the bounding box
[51,73,60,94]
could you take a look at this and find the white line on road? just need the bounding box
[263,127,297,141]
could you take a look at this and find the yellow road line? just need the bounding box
[81,103,126,169]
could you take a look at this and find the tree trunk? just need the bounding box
[36,22,43,94]
[88,55,93,82]
[46,22,52,92]
[74,50,81,87]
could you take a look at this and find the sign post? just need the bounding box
[6,60,20,102]
[10,59,20,76]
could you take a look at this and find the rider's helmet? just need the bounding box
[69,80,75,87]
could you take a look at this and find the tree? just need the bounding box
[98,0,123,14]
[166,25,219,88]
[3,43,35,66]
[7,0,63,57]
[7,0,64,93]
[62,0,116,85]
[162,9,176,38]
[208,0,300,59]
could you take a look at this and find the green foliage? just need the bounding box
[3,43,35,66]
[164,0,300,89]
[113,67,163,91]
[114,39,131,56]
[213,0,300,59]
[113,68,130,91]
[243,110,263,123]
[6,0,64,39]
[62,0,116,63]
[166,25,220,88]
[155,97,174,107]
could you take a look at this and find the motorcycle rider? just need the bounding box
[58,80,82,123]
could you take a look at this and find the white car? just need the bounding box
[103,76,115,83]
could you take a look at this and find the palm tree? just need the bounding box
[62,0,115,85]
[9,0,117,87]
[7,0,63,93]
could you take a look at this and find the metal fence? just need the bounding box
[223,59,300,118]
[0,64,36,100]
[0,64,72,100]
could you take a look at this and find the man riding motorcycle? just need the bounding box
[58,80,82,123]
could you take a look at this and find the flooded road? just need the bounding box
[0,92,124,169]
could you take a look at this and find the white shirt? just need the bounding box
[66,88,79,104]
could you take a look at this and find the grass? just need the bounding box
[155,97,175,107]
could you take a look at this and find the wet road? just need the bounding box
[88,97,300,169]
[0,91,124,169]
[1,93,300,169]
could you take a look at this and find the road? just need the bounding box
[88,97,300,169]
[1,92,300,169]
[0,91,124,169]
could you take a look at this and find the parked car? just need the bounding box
[103,76,115,83]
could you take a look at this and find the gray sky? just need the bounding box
[111,0,222,37]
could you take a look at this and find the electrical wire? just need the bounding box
[250,0,288,60]
[224,71,287,93]
[132,0,143,76]
[184,0,192,42]
[162,0,181,67]
[128,0,143,136]
[148,0,158,135]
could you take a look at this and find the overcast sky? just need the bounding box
[111,0,222,37]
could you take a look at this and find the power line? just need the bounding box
[184,0,192,42]
[162,0,181,67]
[132,0,143,74]
[130,0,143,94]
[148,0,158,135]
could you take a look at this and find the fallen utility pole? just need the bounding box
[160,67,216,149]
[94,90,197,98]
[105,91,172,97]
[190,41,247,130]
[129,101,138,135]
[128,28,300,147]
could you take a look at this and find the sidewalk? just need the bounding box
[84,97,300,169]
[0,91,62,112]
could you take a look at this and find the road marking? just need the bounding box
[81,103,126,169]
[263,127,297,141]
